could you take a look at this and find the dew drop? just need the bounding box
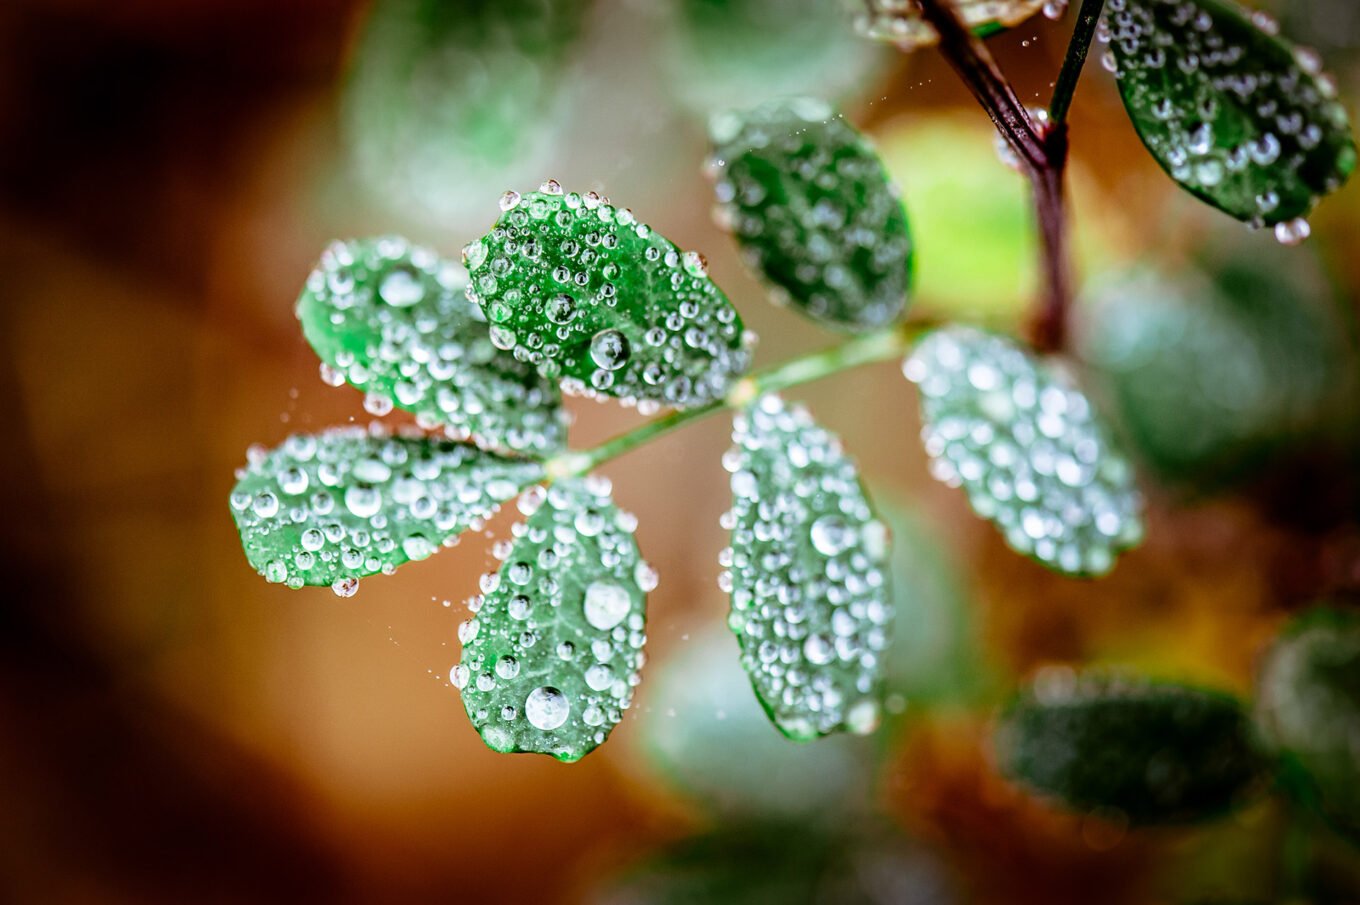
[525,686,570,730]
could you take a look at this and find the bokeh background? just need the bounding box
[3,0,1360,901]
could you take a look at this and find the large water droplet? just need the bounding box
[583,580,631,630]
[525,686,570,730]
[379,266,425,307]
[589,329,630,371]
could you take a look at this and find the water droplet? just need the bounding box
[583,580,631,630]
[589,329,630,371]
[525,686,570,730]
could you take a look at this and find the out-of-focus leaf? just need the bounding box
[455,477,650,761]
[636,627,878,817]
[857,0,1052,51]
[709,98,912,331]
[297,237,567,454]
[343,0,590,223]
[723,394,892,740]
[904,326,1143,577]
[1256,606,1360,843]
[1103,0,1356,228]
[997,672,1267,824]
[591,821,957,905]
[667,0,889,113]
[465,184,751,409]
[229,427,538,592]
[1078,239,1357,487]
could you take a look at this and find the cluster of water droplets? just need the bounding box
[454,475,654,761]
[1100,0,1355,237]
[721,394,892,740]
[856,0,1058,50]
[707,98,912,331]
[297,237,567,454]
[463,180,752,411]
[905,327,1143,577]
[229,425,539,593]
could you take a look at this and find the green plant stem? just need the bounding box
[1048,0,1107,129]
[548,320,929,480]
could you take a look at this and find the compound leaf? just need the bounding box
[723,394,893,740]
[709,98,912,332]
[464,183,751,409]
[1256,607,1360,843]
[905,326,1143,577]
[997,672,1266,823]
[455,476,652,761]
[298,237,567,455]
[1103,0,1356,228]
[229,426,538,592]
[858,0,1051,51]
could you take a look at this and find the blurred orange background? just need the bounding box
[2,0,1359,902]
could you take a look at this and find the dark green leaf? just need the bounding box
[298,237,568,454]
[723,394,892,740]
[857,0,1052,50]
[904,326,1143,577]
[455,476,651,761]
[229,426,538,592]
[1103,0,1356,230]
[997,672,1267,824]
[1078,248,1354,487]
[1256,606,1360,842]
[709,98,913,331]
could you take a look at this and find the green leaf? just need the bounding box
[1078,249,1355,487]
[464,183,751,409]
[342,0,589,223]
[904,326,1143,577]
[455,476,652,761]
[857,0,1052,50]
[229,426,539,592]
[997,672,1267,824]
[708,98,913,332]
[723,394,892,740]
[637,627,878,818]
[1255,607,1360,843]
[667,0,889,115]
[297,237,568,455]
[1103,0,1356,230]
[593,820,953,905]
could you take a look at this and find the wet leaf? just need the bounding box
[1256,607,1360,843]
[1102,0,1356,228]
[298,237,568,454]
[709,98,913,331]
[857,0,1052,51]
[904,326,1143,577]
[997,672,1267,824]
[455,476,652,761]
[723,394,892,740]
[464,184,751,409]
[229,426,539,592]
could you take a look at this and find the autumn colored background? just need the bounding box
[2,0,1359,902]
